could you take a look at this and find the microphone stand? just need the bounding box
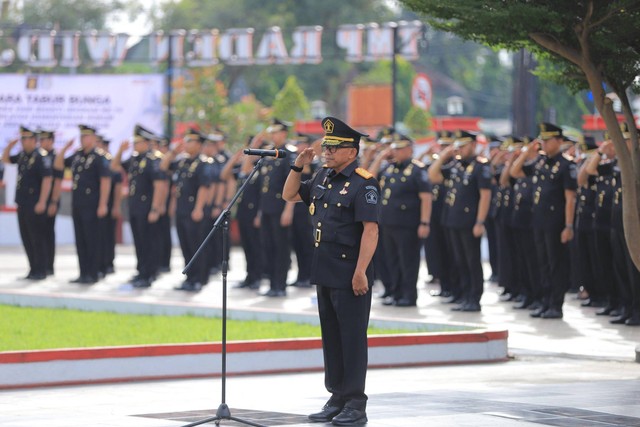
[181,156,266,427]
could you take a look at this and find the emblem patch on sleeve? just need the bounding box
[365,189,378,204]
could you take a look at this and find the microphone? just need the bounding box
[243,148,288,158]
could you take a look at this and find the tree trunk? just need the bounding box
[587,75,640,271]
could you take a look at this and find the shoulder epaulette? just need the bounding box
[563,153,574,161]
[153,150,163,158]
[476,156,489,164]
[103,152,113,160]
[322,164,329,168]
[38,148,48,156]
[355,167,373,179]
[411,158,425,168]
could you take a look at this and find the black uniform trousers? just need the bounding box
[237,213,263,284]
[373,229,393,295]
[158,214,172,270]
[316,285,372,411]
[424,220,444,281]
[496,219,515,295]
[291,206,313,283]
[534,227,570,311]
[130,213,158,281]
[72,206,100,280]
[593,230,617,306]
[574,230,605,300]
[512,228,540,303]
[261,212,290,291]
[485,216,499,279]
[382,225,421,304]
[443,227,462,299]
[611,229,640,317]
[449,227,483,305]
[176,214,206,284]
[100,216,116,274]
[17,206,47,277]
[43,210,56,274]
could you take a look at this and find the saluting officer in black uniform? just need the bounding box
[369,132,431,307]
[155,137,173,273]
[97,135,122,277]
[54,125,112,284]
[429,130,492,312]
[289,132,317,288]
[583,125,640,325]
[112,125,165,288]
[2,126,53,280]
[424,131,459,299]
[38,129,60,276]
[161,128,212,291]
[283,116,379,426]
[511,123,577,319]
[223,137,263,290]
[251,118,295,297]
[574,136,607,308]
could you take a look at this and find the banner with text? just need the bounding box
[0,74,164,154]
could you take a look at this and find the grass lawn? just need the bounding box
[0,304,421,351]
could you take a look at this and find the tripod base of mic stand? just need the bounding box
[182,403,267,427]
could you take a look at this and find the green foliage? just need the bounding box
[400,0,640,96]
[404,105,432,136]
[223,95,268,150]
[272,75,310,122]
[0,304,427,351]
[12,0,128,31]
[172,66,228,132]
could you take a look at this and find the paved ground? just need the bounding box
[1,244,639,426]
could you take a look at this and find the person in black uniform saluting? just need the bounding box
[112,125,166,288]
[246,118,295,297]
[2,126,53,280]
[54,125,112,284]
[283,117,379,426]
[510,123,577,319]
[160,128,212,291]
[38,130,60,276]
[368,132,432,307]
[428,131,492,312]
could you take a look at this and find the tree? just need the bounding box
[404,105,432,137]
[172,66,228,132]
[401,0,640,269]
[271,75,310,122]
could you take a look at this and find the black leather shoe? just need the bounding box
[132,278,151,288]
[27,273,46,281]
[69,276,85,283]
[233,280,251,289]
[541,308,563,319]
[308,404,343,422]
[381,297,395,306]
[610,315,629,325]
[530,307,546,318]
[290,280,312,288]
[596,306,615,316]
[377,290,392,299]
[79,276,98,284]
[394,298,416,307]
[331,407,367,426]
[261,289,286,297]
[461,302,481,312]
[450,304,465,312]
[625,315,640,326]
[174,281,193,291]
[513,299,533,310]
